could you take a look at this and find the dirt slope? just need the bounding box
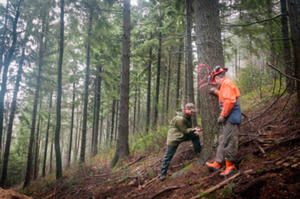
[31,94,300,199]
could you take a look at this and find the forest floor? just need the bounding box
[7,93,300,199]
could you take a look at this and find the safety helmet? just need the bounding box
[208,66,228,82]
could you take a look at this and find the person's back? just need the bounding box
[167,111,193,146]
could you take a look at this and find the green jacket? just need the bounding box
[166,111,195,146]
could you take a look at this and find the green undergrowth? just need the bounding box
[239,80,286,111]
[130,126,168,156]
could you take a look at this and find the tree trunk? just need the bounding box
[281,0,294,93]
[133,85,137,134]
[0,45,25,187]
[54,0,64,180]
[110,0,131,167]
[99,115,104,145]
[146,45,152,132]
[0,0,22,157]
[287,0,300,112]
[176,41,183,109]
[193,0,224,163]
[161,63,166,125]
[185,0,197,126]
[67,82,75,167]
[49,136,54,174]
[92,63,102,156]
[24,4,45,187]
[166,50,172,117]
[114,101,119,141]
[153,14,162,127]
[42,92,52,177]
[110,99,116,145]
[0,0,9,73]
[80,7,93,164]
[34,103,42,180]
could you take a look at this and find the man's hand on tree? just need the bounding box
[217,115,225,123]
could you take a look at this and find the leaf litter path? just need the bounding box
[37,94,300,199]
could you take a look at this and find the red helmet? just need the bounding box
[208,66,228,82]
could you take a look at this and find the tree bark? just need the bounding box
[193,0,224,163]
[287,0,300,112]
[0,0,22,157]
[67,82,75,167]
[0,0,9,73]
[281,0,294,93]
[111,0,131,167]
[49,136,54,174]
[146,44,152,132]
[166,50,171,116]
[176,42,183,109]
[153,13,162,127]
[42,92,52,177]
[0,45,25,187]
[80,7,93,164]
[54,0,64,180]
[110,99,116,144]
[185,0,197,126]
[34,102,42,180]
[92,63,102,156]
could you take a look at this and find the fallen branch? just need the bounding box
[266,63,300,82]
[150,186,182,199]
[191,169,253,199]
[223,14,286,27]
[242,88,287,126]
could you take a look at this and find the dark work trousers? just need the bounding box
[161,133,201,175]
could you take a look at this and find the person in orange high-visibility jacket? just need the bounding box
[205,66,241,177]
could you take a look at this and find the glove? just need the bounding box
[209,87,218,95]
[217,115,225,123]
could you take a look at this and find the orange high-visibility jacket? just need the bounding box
[216,77,240,118]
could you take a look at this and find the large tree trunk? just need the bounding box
[42,92,52,177]
[287,0,300,112]
[153,14,162,127]
[54,0,64,179]
[193,0,224,163]
[146,45,152,132]
[67,82,75,167]
[0,0,21,157]
[185,0,197,126]
[281,0,294,93]
[0,45,25,187]
[110,0,130,167]
[80,7,92,164]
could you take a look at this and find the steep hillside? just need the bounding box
[15,94,300,199]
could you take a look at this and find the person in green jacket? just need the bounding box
[159,103,202,181]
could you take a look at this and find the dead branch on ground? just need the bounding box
[191,170,253,199]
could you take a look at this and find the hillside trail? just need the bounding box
[31,94,299,199]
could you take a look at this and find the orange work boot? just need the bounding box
[220,160,237,177]
[205,161,221,171]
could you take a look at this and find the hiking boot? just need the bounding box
[205,160,221,171]
[220,160,237,177]
[159,174,166,181]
